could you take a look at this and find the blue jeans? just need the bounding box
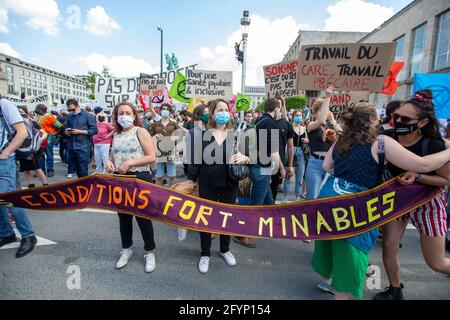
[305,156,326,200]
[0,156,35,238]
[68,144,90,178]
[40,135,56,174]
[283,147,306,196]
[249,165,274,205]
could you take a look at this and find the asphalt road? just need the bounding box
[1,160,449,300]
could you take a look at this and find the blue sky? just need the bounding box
[0,0,413,85]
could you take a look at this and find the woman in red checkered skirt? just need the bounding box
[374,90,450,300]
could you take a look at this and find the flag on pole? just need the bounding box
[378,61,405,96]
[169,72,192,104]
[235,93,252,112]
[413,73,450,119]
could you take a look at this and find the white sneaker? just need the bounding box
[198,256,210,273]
[116,248,133,269]
[67,174,73,179]
[144,252,156,273]
[219,251,236,266]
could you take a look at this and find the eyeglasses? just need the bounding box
[392,114,419,124]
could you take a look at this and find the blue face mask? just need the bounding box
[215,112,230,126]
[294,116,303,124]
[161,110,170,118]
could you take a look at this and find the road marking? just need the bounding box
[77,208,115,214]
[0,228,57,250]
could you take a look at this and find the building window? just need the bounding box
[38,74,41,80]
[20,69,24,76]
[43,83,47,89]
[409,23,427,78]
[434,10,450,70]
[21,87,25,95]
[26,79,31,86]
[33,89,37,96]
[394,35,406,80]
[32,81,37,87]
[26,71,30,77]
[27,88,31,96]
[51,78,54,83]
[32,73,36,79]
[6,66,12,73]
[38,82,42,88]
[7,84,14,94]
[43,76,47,81]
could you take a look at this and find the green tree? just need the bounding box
[85,66,112,100]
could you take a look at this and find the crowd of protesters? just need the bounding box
[0,88,449,300]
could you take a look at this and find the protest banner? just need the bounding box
[169,72,192,104]
[140,64,197,86]
[95,76,140,108]
[264,60,299,97]
[308,92,369,120]
[297,43,396,92]
[235,93,251,112]
[185,69,233,100]
[413,73,450,119]
[6,95,49,113]
[0,173,439,241]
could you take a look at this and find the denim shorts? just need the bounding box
[155,162,177,178]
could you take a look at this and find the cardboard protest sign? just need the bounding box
[185,69,233,100]
[152,134,185,164]
[140,64,197,86]
[95,77,140,108]
[139,78,166,97]
[264,60,299,97]
[308,92,369,121]
[297,43,395,92]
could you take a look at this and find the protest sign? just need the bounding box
[379,61,405,96]
[153,134,185,164]
[235,93,251,112]
[413,73,450,119]
[139,78,166,97]
[95,77,140,108]
[297,43,396,92]
[169,72,192,104]
[0,173,440,241]
[140,64,197,86]
[308,92,369,121]
[6,95,49,113]
[185,69,233,100]
[264,60,299,97]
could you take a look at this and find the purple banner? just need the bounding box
[0,174,440,241]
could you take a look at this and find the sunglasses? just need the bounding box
[392,114,419,124]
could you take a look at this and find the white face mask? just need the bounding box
[118,116,134,129]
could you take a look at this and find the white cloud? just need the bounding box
[324,0,393,32]
[72,53,157,77]
[0,42,22,58]
[0,7,8,33]
[196,14,309,90]
[3,0,60,36]
[83,6,121,37]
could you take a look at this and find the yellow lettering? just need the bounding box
[316,211,332,235]
[281,217,287,236]
[332,207,351,231]
[292,214,309,237]
[258,217,273,237]
[195,205,213,226]
[367,197,380,223]
[350,206,367,228]
[163,195,182,216]
[219,211,232,228]
[179,200,196,220]
[382,191,396,216]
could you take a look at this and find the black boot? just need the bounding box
[16,236,37,258]
[0,234,17,247]
[373,284,404,300]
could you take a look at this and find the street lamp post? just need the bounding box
[240,11,250,96]
[157,26,163,77]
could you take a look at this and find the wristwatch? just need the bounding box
[415,173,423,182]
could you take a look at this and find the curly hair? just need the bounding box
[334,103,379,157]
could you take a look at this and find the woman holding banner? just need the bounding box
[305,87,342,201]
[312,102,450,300]
[374,90,450,300]
[187,99,247,274]
[106,102,158,273]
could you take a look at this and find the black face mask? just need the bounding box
[394,122,419,136]
[98,116,105,122]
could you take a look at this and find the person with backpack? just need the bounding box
[373,90,450,300]
[312,103,450,300]
[0,97,37,258]
[34,104,64,178]
[17,106,48,188]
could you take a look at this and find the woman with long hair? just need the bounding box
[373,90,450,300]
[187,99,248,274]
[106,102,158,273]
[312,102,450,300]
[282,109,309,202]
[305,87,342,200]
